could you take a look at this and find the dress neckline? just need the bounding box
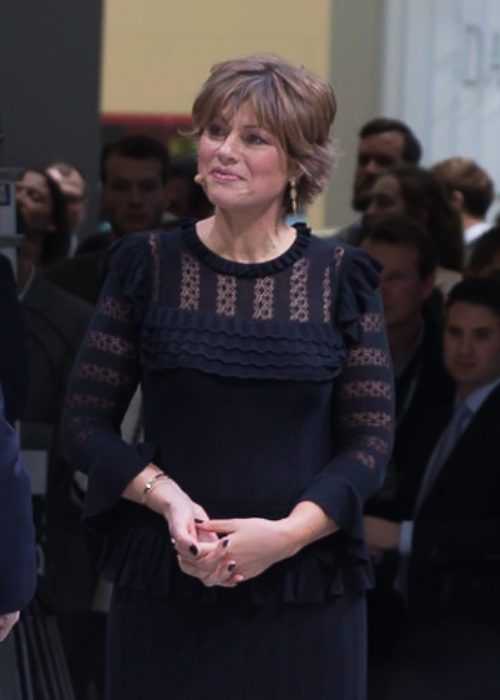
[182,220,311,278]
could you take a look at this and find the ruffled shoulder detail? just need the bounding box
[101,524,373,604]
[335,245,382,346]
[108,230,160,304]
[140,306,346,382]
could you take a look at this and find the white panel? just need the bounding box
[382,0,500,210]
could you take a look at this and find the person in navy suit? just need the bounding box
[365,276,500,699]
[0,386,36,641]
[0,253,28,424]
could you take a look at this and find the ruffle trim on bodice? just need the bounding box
[101,525,373,604]
[336,246,382,346]
[140,307,347,382]
[183,221,311,278]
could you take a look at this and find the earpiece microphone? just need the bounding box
[194,174,206,186]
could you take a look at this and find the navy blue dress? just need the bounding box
[63,222,394,699]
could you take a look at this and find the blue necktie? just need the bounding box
[414,401,472,514]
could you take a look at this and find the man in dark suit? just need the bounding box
[45,134,170,304]
[0,386,36,642]
[0,253,28,424]
[361,218,455,493]
[365,277,500,699]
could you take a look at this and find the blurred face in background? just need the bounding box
[363,174,407,230]
[361,239,434,331]
[353,131,406,211]
[101,155,167,237]
[444,302,500,396]
[47,165,86,233]
[16,170,55,235]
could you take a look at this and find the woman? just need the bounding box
[16,168,69,291]
[63,54,393,700]
[363,164,463,295]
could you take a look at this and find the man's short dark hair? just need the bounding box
[432,157,494,219]
[359,118,422,164]
[362,216,438,278]
[447,276,500,319]
[100,134,170,184]
[468,226,500,275]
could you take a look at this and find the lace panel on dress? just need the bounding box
[351,450,376,469]
[149,232,161,303]
[334,246,345,270]
[76,362,131,388]
[340,411,392,430]
[66,415,100,445]
[360,313,383,333]
[67,393,115,410]
[346,347,390,367]
[340,380,392,400]
[98,296,133,324]
[253,277,275,320]
[180,252,201,311]
[322,266,332,323]
[216,275,237,317]
[358,434,391,455]
[289,258,310,322]
[87,331,137,359]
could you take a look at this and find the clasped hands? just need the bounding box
[173,516,293,588]
[141,473,330,589]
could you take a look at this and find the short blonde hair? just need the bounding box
[191,54,337,213]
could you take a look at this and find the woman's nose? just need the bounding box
[217,133,239,161]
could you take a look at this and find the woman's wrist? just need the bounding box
[279,501,338,556]
[145,477,184,516]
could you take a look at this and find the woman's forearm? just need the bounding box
[279,500,338,557]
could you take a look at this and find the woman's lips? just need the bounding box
[211,169,242,182]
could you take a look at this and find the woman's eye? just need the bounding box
[245,132,268,145]
[207,123,225,138]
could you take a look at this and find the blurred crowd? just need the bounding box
[2,121,500,699]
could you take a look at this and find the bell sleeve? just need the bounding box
[62,232,157,526]
[299,246,395,549]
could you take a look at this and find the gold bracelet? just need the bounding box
[141,472,170,504]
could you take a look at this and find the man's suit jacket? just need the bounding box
[21,271,92,434]
[395,383,500,614]
[44,247,108,305]
[0,389,36,614]
[0,254,28,423]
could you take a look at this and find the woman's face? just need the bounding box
[16,171,55,235]
[363,174,406,229]
[197,103,290,215]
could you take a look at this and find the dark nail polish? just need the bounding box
[189,545,198,556]
[194,518,204,524]
[228,563,236,572]
[222,539,229,548]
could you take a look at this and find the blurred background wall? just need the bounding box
[0,0,103,238]
[2,0,500,233]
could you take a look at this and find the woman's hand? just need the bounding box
[146,479,240,586]
[0,611,20,643]
[195,517,296,583]
[146,479,214,554]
